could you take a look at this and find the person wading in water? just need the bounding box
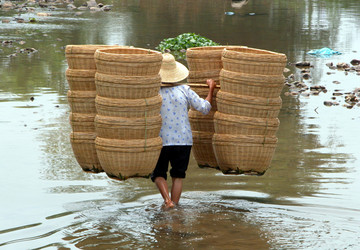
[151,53,216,209]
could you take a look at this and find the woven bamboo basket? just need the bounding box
[67,90,96,114]
[220,69,285,98]
[192,131,218,169]
[95,114,162,139]
[65,45,121,69]
[95,94,162,118]
[222,47,287,75]
[65,69,97,91]
[95,72,161,99]
[95,47,162,76]
[214,112,279,136]
[188,83,220,111]
[69,112,96,132]
[95,136,162,180]
[217,91,282,118]
[187,69,221,85]
[213,133,278,175]
[70,132,102,173]
[186,46,246,71]
[188,110,215,132]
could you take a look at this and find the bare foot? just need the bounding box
[162,199,175,210]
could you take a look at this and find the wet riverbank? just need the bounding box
[1,0,360,249]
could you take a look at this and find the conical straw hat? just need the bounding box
[159,53,189,84]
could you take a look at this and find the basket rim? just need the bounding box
[220,69,285,83]
[95,114,162,125]
[66,68,97,77]
[65,45,123,54]
[67,90,97,98]
[95,136,162,148]
[95,94,162,107]
[213,133,278,144]
[95,47,162,62]
[222,47,287,62]
[95,72,161,84]
[214,111,279,126]
[217,90,282,106]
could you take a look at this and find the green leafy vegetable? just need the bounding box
[156,33,220,59]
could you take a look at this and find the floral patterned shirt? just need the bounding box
[159,84,211,146]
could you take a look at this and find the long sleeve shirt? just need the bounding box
[159,84,211,146]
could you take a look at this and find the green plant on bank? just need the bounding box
[156,33,220,59]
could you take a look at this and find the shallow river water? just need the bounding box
[1,0,360,249]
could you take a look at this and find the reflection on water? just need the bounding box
[1,0,360,249]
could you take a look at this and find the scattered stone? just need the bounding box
[301,92,310,97]
[290,92,299,96]
[326,62,333,67]
[283,68,290,73]
[311,91,320,95]
[19,41,26,45]
[30,97,34,101]
[350,59,360,65]
[90,6,101,11]
[67,4,77,9]
[78,6,88,10]
[2,19,10,23]
[324,101,333,106]
[333,102,340,106]
[37,12,51,16]
[87,0,98,8]
[101,5,112,11]
[333,92,343,96]
[310,85,326,91]
[302,73,311,79]
[345,94,359,103]
[331,96,336,100]
[295,61,311,67]
[287,74,295,82]
[337,62,350,68]
[332,80,340,84]
[16,18,25,23]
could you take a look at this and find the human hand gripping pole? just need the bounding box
[205,79,216,104]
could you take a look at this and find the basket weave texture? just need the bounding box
[67,90,96,114]
[222,47,287,75]
[214,112,279,136]
[220,69,285,98]
[186,46,247,71]
[216,90,282,118]
[95,73,161,99]
[188,69,221,84]
[70,132,102,173]
[95,136,162,180]
[95,47,162,76]
[192,131,218,168]
[95,95,162,117]
[95,114,162,139]
[65,45,122,69]
[66,69,97,91]
[69,113,96,132]
[188,110,215,133]
[213,133,277,174]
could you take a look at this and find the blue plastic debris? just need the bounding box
[225,11,235,16]
[307,47,342,57]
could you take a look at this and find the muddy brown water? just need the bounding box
[1,0,360,249]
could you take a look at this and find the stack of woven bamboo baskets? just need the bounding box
[66,45,120,173]
[93,47,163,180]
[186,46,225,168]
[213,47,287,175]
